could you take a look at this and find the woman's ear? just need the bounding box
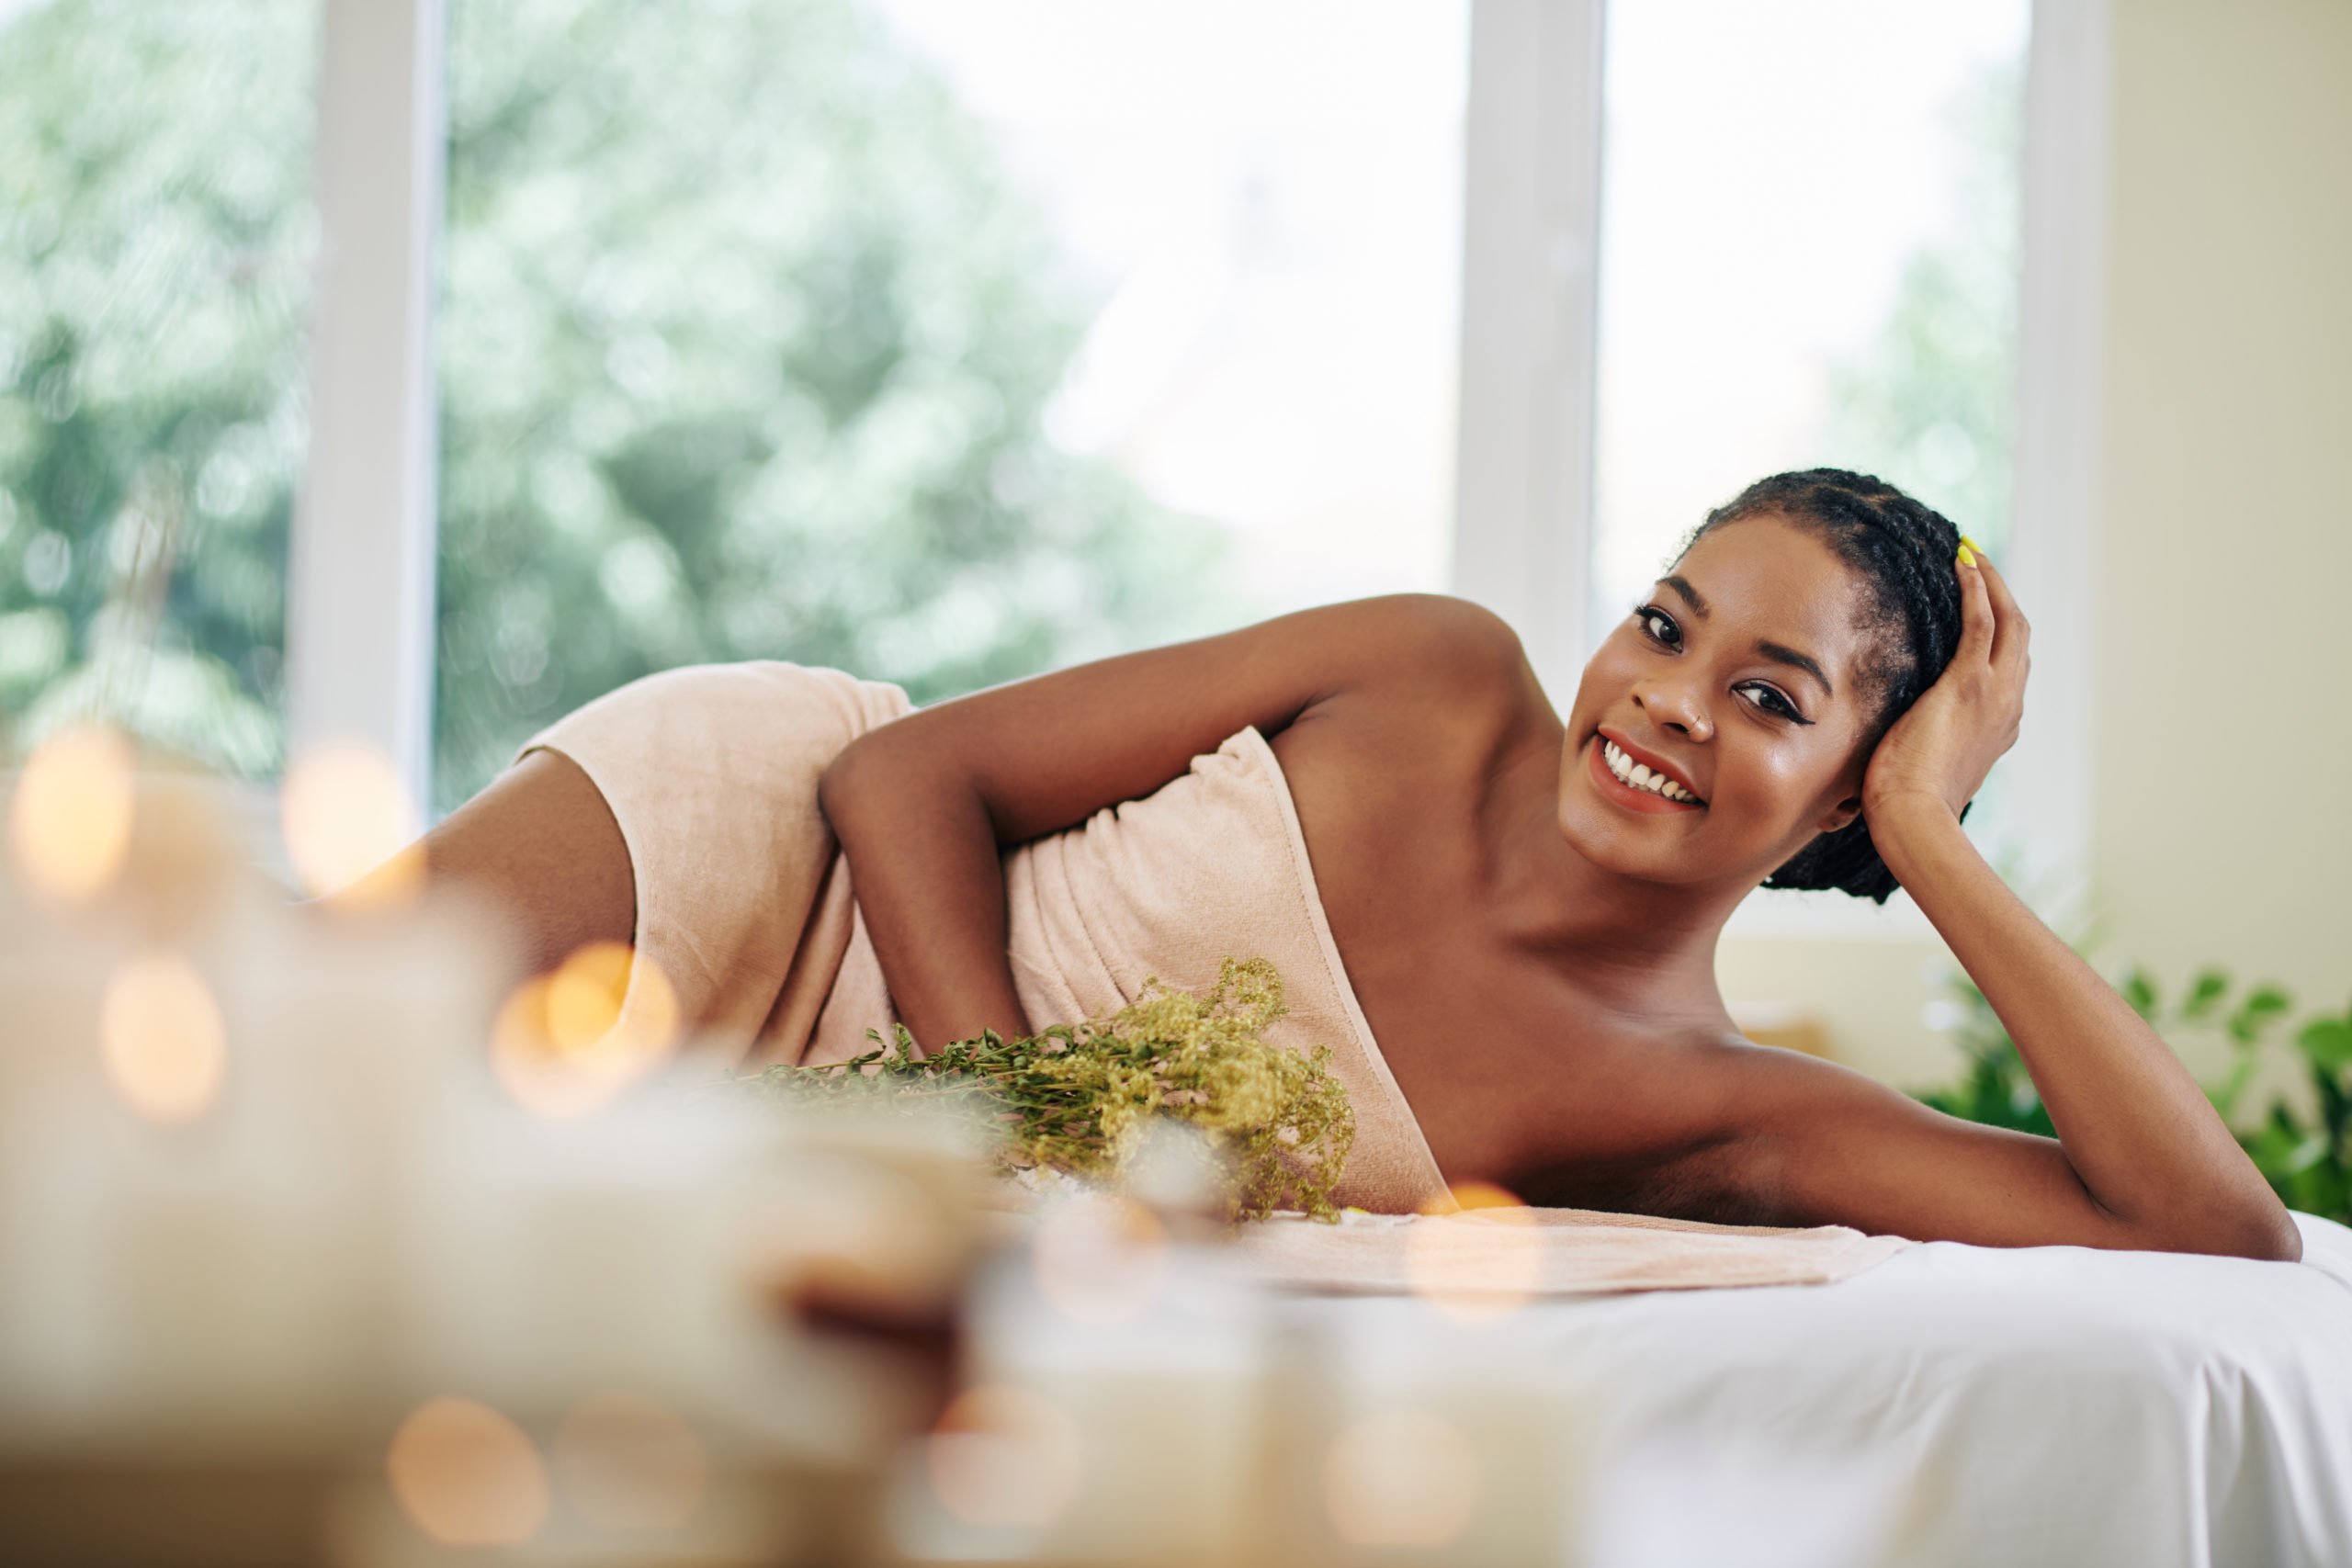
[1816,794,1863,835]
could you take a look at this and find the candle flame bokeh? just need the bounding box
[9,725,136,903]
[1030,1191,1170,1325]
[1408,1180,1541,1323]
[386,1395,552,1548]
[98,951,229,1125]
[1321,1408,1481,1549]
[279,741,424,907]
[926,1384,1082,1529]
[491,942,680,1118]
[553,1391,711,1532]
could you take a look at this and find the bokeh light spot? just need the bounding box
[1408,1180,1541,1323]
[1030,1191,1170,1325]
[1321,1409,1481,1549]
[280,741,424,907]
[491,942,680,1118]
[554,1391,710,1532]
[386,1395,551,1548]
[98,951,228,1124]
[926,1384,1081,1529]
[9,725,135,902]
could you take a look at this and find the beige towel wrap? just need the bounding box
[517,661,1916,1292]
[518,660,1451,1213]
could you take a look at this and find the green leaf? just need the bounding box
[2227,985,2295,1043]
[2181,968,2231,1020]
[2120,968,2159,1021]
[2298,1017,2352,1076]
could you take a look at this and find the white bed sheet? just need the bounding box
[1271,1213,2352,1567]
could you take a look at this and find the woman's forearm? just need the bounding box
[1874,799,2299,1258]
[817,741,1035,1053]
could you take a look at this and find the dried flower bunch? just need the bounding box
[750,957,1355,1221]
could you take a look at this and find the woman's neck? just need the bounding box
[1483,739,1747,1021]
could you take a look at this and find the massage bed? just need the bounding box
[542,664,2352,1564]
[1243,1210,2352,1566]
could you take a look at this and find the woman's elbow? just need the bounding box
[2159,1207,2303,1264]
[817,732,888,823]
[2241,1211,2304,1265]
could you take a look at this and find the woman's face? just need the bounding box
[1555,513,1885,888]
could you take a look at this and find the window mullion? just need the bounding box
[286,0,447,807]
[1451,0,1607,704]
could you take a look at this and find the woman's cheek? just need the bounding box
[1714,736,1814,825]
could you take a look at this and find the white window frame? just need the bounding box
[1451,0,2107,940]
[286,0,446,812]
[284,0,2104,922]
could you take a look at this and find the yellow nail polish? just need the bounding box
[1961,534,1984,558]
[1957,543,1976,568]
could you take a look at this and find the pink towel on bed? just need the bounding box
[515,660,1916,1291]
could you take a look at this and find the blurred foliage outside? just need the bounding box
[0,0,313,776]
[1820,55,2021,558]
[431,0,1236,809]
[1,0,1233,807]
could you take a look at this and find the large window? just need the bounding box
[1591,0,2029,631]
[432,0,1466,809]
[5,0,2095,901]
[1589,0,2034,911]
[0,0,317,776]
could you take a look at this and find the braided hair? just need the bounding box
[1672,468,1970,904]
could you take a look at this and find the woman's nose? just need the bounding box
[1636,679,1713,743]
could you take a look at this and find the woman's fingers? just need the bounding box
[1954,543,1996,667]
[1971,546,2030,670]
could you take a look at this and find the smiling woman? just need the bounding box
[1570,470,1974,904]
[400,465,2300,1264]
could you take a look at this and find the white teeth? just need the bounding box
[1600,738,1702,805]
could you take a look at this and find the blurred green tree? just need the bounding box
[0,0,1229,810]
[432,0,1230,808]
[0,0,313,775]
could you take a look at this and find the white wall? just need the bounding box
[2090,0,2352,1077]
[1719,0,2352,1094]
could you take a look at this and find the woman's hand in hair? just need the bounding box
[1860,544,2029,831]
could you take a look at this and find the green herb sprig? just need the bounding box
[748,956,1355,1221]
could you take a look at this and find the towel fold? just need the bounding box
[517,661,1912,1290]
[1231,1205,1913,1297]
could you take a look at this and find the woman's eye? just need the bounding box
[1636,605,1680,648]
[1738,682,1799,720]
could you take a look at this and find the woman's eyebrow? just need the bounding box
[1758,641,1835,698]
[1663,576,1834,697]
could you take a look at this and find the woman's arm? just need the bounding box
[816,593,1526,1054]
[1733,549,2300,1261]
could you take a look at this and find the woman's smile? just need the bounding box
[1584,732,1708,815]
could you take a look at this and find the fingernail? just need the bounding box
[1961,534,1985,558]
[1957,543,1976,568]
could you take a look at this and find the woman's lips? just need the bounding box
[1585,734,1706,815]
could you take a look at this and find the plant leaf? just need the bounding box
[2120,967,2158,1021]
[2228,984,2294,1043]
[2181,968,2231,1020]
[2296,1017,2352,1076]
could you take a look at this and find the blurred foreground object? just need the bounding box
[0,754,998,1566]
[0,750,1638,1566]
